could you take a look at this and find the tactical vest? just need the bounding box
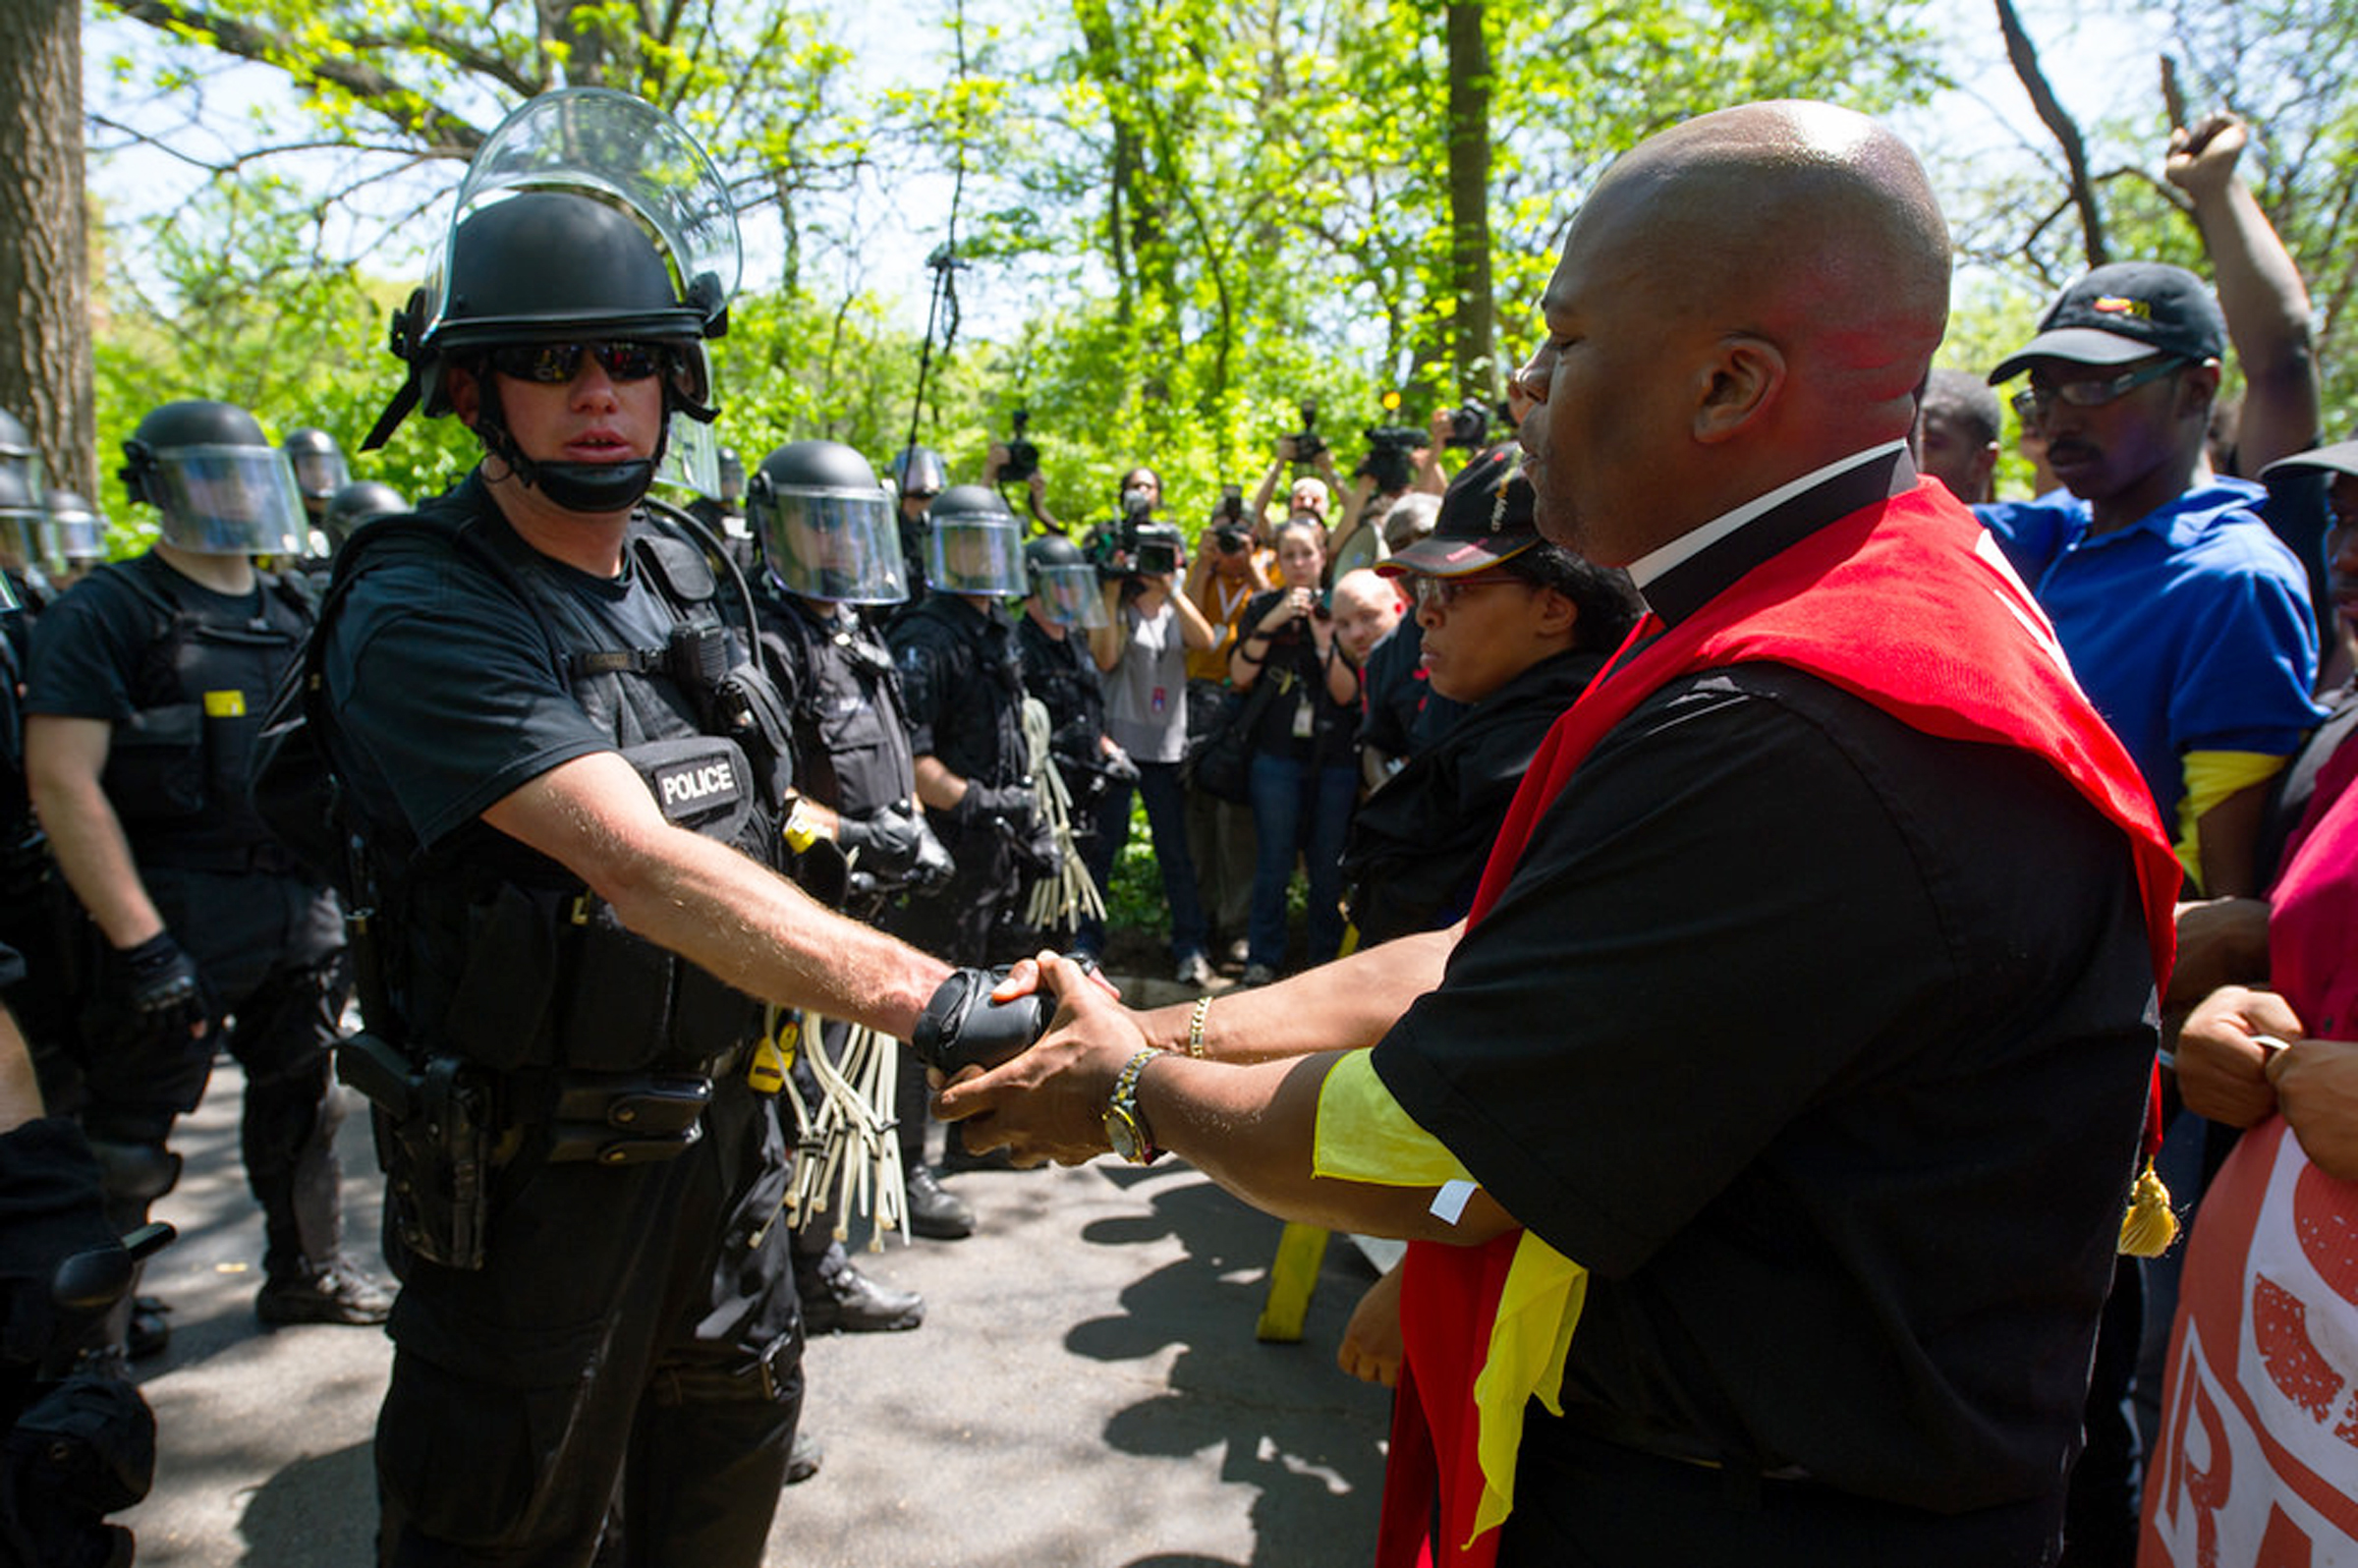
[328,499,798,1079]
[889,594,1027,788]
[1014,613,1109,782]
[755,591,919,820]
[85,555,312,874]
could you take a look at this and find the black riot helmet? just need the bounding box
[1024,532,1106,629]
[888,445,949,504]
[120,400,308,557]
[321,480,411,552]
[362,89,740,518]
[925,484,1029,597]
[282,426,351,504]
[750,440,906,605]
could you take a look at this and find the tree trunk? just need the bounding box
[1444,1,1496,400]
[0,0,95,501]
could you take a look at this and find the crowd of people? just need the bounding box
[0,83,2353,1568]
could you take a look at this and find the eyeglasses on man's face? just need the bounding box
[2017,357,2185,420]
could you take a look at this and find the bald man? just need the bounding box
[943,102,2174,1567]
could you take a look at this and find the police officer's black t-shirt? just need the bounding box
[26,554,269,725]
[319,476,676,851]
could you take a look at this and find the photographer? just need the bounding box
[1248,434,1343,540]
[1227,518,1362,984]
[1183,500,1269,968]
[982,437,1066,535]
[1088,502,1220,987]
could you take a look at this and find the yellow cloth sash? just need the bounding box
[1314,1049,1589,1539]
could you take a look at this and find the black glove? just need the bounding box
[1002,811,1064,877]
[908,815,955,893]
[911,956,1097,1077]
[114,933,207,1039]
[958,780,1045,827]
[1100,747,1141,788]
[836,803,928,880]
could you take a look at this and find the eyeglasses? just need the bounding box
[1409,571,1525,612]
[486,340,674,385]
[2017,358,2185,420]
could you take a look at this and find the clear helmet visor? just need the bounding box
[656,381,721,497]
[758,486,908,604]
[147,446,309,556]
[1032,563,1108,628]
[44,496,106,561]
[0,563,19,614]
[425,88,741,345]
[1,513,52,576]
[926,512,1029,597]
[289,446,351,501]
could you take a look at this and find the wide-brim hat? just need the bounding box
[1380,443,1539,578]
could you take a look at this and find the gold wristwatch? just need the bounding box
[1103,1047,1164,1165]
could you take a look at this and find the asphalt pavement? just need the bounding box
[113,989,1393,1567]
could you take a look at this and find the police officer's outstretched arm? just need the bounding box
[482,750,953,1039]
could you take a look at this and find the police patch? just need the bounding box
[652,753,744,820]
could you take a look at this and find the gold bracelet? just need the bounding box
[1185,994,1211,1058]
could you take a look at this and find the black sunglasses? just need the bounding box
[486,340,674,385]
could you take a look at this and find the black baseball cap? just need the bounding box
[1987,262,2226,384]
[2261,438,2358,483]
[1380,443,1538,578]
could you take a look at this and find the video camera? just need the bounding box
[999,409,1039,484]
[1358,423,1425,494]
[1088,489,1185,579]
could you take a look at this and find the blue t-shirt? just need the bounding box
[1978,479,2323,827]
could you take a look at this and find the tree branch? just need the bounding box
[104,0,488,153]
[1993,0,2107,266]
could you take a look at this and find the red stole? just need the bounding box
[1378,478,2180,1567]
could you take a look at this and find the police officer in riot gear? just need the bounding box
[282,428,350,528]
[322,90,973,1566]
[39,490,107,589]
[1015,531,1130,957]
[886,485,1054,1218]
[317,480,409,558]
[745,437,940,1315]
[23,398,392,1363]
[0,414,52,615]
[885,443,948,600]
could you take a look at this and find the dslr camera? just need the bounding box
[999,408,1039,484]
[1286,400,1326,467]
[1209,485,1252,557]
[1089,489,1186,579]
[1441,398,1493,450]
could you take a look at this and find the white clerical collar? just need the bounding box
[1624,440,1910,591]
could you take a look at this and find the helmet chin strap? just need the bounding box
[474,376,668,514]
